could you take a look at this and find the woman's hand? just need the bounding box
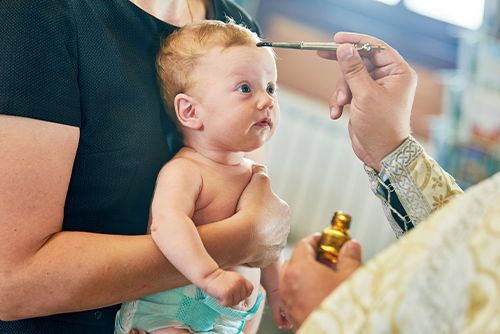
[237,164,290,268]
[279,235,362,329]
[319,32,418,171]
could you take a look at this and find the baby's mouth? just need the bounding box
[256,118,272,127]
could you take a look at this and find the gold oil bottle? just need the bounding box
[317,211,351,267]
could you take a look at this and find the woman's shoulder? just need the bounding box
[1,0,76,27]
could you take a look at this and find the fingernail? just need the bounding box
[338,45,354,61]
[330,106,341,120]
[336,89,345,104]
[330,107,337,119]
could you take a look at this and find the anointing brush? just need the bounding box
[256,41,386,52]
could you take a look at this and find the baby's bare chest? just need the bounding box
[192,167,252,225]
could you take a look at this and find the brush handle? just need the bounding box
[258,41,386,52]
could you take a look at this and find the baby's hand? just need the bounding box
[267,289,291,329]
[203,269,254,307]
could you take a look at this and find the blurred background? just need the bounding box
[232,1,500,332]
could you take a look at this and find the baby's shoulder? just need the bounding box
[158,151,203,178]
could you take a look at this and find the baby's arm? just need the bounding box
[150,159,253,306]
[261,254,291,329]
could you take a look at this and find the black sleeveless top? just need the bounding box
[0,0,259,332]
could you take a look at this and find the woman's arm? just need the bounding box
[0,116,289,320]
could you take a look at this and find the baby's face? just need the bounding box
[188,44,279,152]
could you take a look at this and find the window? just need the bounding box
[256,0,480,69]
[375,0,399,5]
[375,0,485,29]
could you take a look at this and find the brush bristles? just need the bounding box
[256,42,272,47]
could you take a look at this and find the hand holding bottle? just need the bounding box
[279,235,362,328]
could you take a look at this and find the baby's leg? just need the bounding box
[150,328,190,334]
[242,287,266,334]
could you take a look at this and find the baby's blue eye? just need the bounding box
[238,84,251,93]
[266,85,276,95]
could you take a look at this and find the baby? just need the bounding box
[115,20,288,334]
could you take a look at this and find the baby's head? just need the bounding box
[157,20,279,152]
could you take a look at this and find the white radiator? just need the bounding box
[265,88,396,260]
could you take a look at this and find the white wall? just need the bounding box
[266,88,396,261]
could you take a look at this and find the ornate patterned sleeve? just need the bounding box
[298,172,500,334]
[364,136,463,237]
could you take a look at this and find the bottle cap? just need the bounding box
[331,211,351,229]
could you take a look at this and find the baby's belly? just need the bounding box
[230,265,261,311]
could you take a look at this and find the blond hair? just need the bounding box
[156,20,261,125]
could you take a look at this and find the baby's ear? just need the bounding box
[174,93,203,130]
